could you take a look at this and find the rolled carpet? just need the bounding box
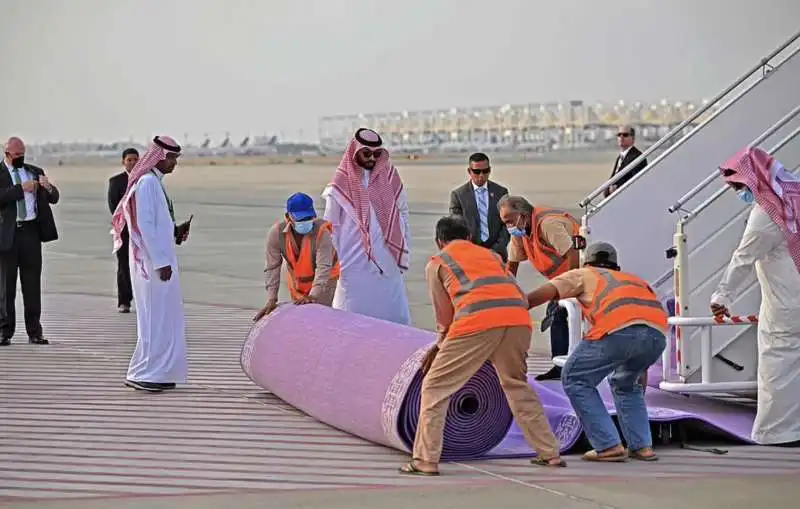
[241,304,758,460]
[240,303,514,460]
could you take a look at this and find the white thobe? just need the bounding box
[711,204,800,445]
[125,171,188,384]
[322,171,412,325]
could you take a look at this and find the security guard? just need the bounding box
[526,241,667,463]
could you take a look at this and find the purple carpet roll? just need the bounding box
[240,303,513,460]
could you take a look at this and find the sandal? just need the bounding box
[398,461,440,476]
[629,448,658,461]
[582,449,629,462]
[531,457,567,467]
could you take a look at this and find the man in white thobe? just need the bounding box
[711,147,800,446]
[322,128,412,325]
[110,135,193,393]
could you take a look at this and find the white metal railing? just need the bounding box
[677,125,800,225]
[660,315,758,394]
[578,30,800,214]
[667,105,800,214]
[552,298,582,368]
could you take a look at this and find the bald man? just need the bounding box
[0,137,60,346]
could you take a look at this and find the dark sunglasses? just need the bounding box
[470,168,491,175]
[617,132,631,138]
[361,149,385,159]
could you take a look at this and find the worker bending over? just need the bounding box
[526,242,667,462]
[499,195,581,380]
[254,192,340,320]
[400,215,564,476]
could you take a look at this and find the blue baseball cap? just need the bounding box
[286,192,316,221]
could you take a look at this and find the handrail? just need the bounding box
[579,29,800,210]
[680,124,800,224]
[663,315,757,388]
[667,104,800,213]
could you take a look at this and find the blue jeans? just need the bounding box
[561,325,666,452]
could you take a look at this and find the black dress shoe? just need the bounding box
[0,337,10,346]
[28,336,49,345]
[155,383,176,390]
[535,366,562,381]
[124,380,163,392]
[118,304,131,313]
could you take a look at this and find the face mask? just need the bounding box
[738,188,754,204]
[507,226,525,238]
[10,156,24,169]
[293,220,314,235]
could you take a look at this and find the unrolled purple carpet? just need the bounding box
[240,304,756,460]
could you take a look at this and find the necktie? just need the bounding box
[476,187,489,242]
[11,168,27,221]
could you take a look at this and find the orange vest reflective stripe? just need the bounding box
[278,219,341,300]
[581,267,668,340]
[521,207,580,279]
[432,240,532,339]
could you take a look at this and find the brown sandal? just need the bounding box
[629,448,658,461]
[398,461,440,476]
[531,457,567,467]
[582,449,629,462]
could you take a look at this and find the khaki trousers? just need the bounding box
[412,325,560,464]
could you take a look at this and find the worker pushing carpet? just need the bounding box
[241,303,757,460]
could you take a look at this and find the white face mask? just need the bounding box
[293,220,314,235]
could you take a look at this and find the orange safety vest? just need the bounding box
[521,207,580,279]
[278,219,341,301]
[580,267,668,340]
[432,239,532,340]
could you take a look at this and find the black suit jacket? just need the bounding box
[449,180,510,261]
[0,162,60,252]
[108,171,130,244]
[606,146,647,196]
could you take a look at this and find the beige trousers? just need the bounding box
[412,325,560,463]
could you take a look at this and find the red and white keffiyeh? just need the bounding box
[110,135,181,279]
[329,129,408,270]
[721,146,800,273]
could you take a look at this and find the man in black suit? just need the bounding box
[448,152,510,261]
[604,125,648,198]
[0,137,59,346]
[107,148,139,313]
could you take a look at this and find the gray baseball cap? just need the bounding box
[584,242,618,266]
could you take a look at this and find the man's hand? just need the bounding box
[294,295,317,305]
[157,265,172,281]
[710,302,730,317]
[175,220,191,244]
[21,180,38,193]
[38,175,53,192]
[253,299,278,321]
[420,344,440,375]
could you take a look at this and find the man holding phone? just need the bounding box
[110,135,189,393]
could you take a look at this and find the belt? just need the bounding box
[16,219,36,228]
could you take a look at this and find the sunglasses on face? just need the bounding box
[470,168,491,175]
[617,132,631,138]
[361,149,384,160]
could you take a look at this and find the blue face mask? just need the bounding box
[507,225,526,237]
[293,219,314,235]
[738,188,754,204]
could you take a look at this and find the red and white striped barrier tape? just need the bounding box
[713,314,758,324]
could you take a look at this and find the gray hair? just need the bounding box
[497,195,533,216]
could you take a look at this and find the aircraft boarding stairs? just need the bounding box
[550,30,800,398]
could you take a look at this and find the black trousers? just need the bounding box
[0,222,43,338]
[116,235,133,306]
[547,300,570,358]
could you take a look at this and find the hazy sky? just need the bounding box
[2,0,799,143]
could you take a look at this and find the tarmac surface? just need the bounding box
[1,160,798,508]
